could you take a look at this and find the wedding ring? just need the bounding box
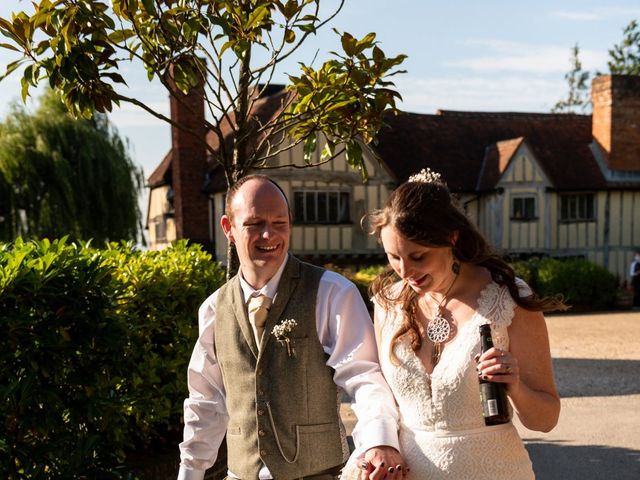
[360,461,369,470]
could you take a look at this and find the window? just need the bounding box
[154,219,167,242]
[511,196,536,221]
[560,194,595,222]
[293,191,350,224]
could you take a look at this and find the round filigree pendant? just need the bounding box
[427,314,451,344]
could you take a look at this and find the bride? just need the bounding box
[344,169,566,480]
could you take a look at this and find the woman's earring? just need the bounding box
[452,261,460,275]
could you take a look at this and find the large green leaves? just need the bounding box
[288,30,406,180]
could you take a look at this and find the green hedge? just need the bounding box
[0,238,224,479]
[341,257,618,312]
[511,257,618,310]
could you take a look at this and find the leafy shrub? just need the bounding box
[510,257,617,310]
[0,238,224,478]
[103,241,224,450]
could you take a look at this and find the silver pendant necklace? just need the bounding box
[422,269,459,366]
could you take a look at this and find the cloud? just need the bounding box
[551,6,640,22]
[108,101,169,128]
[395,75,568,114]
[444,39,608,74]
[552,11,601,21]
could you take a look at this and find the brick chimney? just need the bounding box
[592,74,640,171]
[166,66,212,248]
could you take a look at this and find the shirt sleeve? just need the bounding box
[316,271,400,455]
[177,290,229,480]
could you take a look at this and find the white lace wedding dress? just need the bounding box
[342,280,535,479]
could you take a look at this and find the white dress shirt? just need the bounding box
[177,256,400,480]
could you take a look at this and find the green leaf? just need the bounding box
[284,28,295,44]
[303,134,317,164]
[340,32,356,57]
[0,59,24,81]
[141,0,156,16]
[0,42,20,52]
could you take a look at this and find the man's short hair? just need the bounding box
[225,174,291,220]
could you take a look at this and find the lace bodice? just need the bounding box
[341,279,534,480]
[377,280,523,432]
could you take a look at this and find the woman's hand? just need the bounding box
[476,347,521,395]
[361,445,409,480]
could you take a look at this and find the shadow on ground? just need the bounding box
[553,358,640,397]
[525,439,640,480]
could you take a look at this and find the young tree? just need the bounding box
[552,43,591,113]
[0,0,406,273]
[0,89,143,243]
[608,19,640,75]
[0,0,405,185]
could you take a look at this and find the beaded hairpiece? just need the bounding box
[407,167,442,184]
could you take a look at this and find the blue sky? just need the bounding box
[1,0,640,216]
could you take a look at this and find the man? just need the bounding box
[177,175,404,480]
[630,250,640,309]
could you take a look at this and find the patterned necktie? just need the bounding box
[248,294,272,343]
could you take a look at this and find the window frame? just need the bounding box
[293,189,351,225]
[510,195,538,222]
[559,193,596,223]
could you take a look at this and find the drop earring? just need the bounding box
[452,261,460,275]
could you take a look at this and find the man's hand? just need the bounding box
[360,445,408,480]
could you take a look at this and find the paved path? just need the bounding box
[340,311,640,479]
[515,311,640,479]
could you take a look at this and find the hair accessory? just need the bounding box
[408,167,442,184]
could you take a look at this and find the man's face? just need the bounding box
[221,179,291,288]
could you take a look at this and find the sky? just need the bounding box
[1,0,640,219]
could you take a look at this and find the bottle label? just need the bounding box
[487,399,499,417]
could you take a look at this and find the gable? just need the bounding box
[497,141,551,189]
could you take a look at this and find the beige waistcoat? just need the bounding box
[215,256,347,479]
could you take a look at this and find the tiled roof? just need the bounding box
[151,91,620,195]
[147,150,172,187]
[369,110,607,192]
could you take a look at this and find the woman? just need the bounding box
[343,169,566,480]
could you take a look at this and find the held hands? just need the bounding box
[360,446,408,480]
[475,347,521,395]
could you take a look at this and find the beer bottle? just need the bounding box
[478,324,510,425]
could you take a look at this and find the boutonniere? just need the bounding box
[271,319,297,357]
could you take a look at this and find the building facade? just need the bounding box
[147,75,640,281]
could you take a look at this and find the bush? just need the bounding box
[0,238,224,479]
[510,257,618,310]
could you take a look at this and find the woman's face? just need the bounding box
[380,225,456,295]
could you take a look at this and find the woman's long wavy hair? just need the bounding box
[366,175,567,363]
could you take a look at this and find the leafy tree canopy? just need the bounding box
[552,43,590,114]
[554,19,640,113]
[0,88,143,243]
[608,19,640,75]
[0,0,407,185]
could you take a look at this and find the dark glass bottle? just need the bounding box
[478,324,510,425]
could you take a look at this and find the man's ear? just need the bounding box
[221,215,234,243]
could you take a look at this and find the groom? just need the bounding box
[177,175,403,480]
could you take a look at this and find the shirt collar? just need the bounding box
[239,254,289,304]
